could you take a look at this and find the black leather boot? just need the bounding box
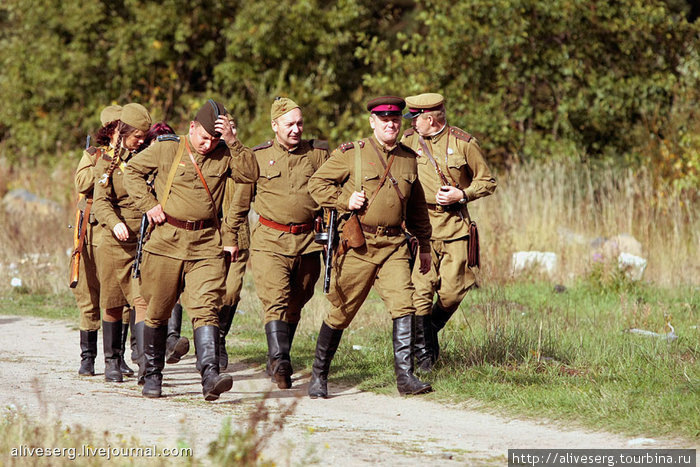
[165,303,190,364]
[194,325,233,401]
[129,310,138,363]
[308,322,343,399]
[265,322,298,378]
[218,304,236,372]
[430,303,456,362]
[132,320,145,385]
[78,330,97,376]
[265,321,293,389]
[102,320,123,383]
[393,315,432,395]
[414,315,434,373]
[120,322,134,376]
[142,325,167,398]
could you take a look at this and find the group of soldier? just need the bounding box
[69,93,496,402]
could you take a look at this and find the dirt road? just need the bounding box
[0,316,688,465]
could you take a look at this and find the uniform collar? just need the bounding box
[273,138,301,154]
[424,122,448,142]
[371,134,397,153]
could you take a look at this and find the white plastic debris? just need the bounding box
[352,345,364,351]
[617,252,647,281]
[624,323,677,342]
[511,251,557,277]
[627,438,656,446]
[10,277,22,287]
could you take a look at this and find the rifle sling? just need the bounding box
[418,135,451,187]
[356,141,395,223]
[73,198,93,256]
[159,138,187,211]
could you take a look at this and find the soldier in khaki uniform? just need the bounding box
[232,98,328,389]
[307,96,433,398]
[124,100,258,400]
[71,105,123,377]
[217,176,252,371]
[92,103,152,383]
[401,93,497,371]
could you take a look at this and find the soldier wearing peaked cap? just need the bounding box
[231,97,329,389]
[401,92,496,372]
[307,96,433,398]
[124,99,259,400]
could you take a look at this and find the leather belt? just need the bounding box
[165,213,216,231]
[259,216,314,234]
[360,223,403,236]
[427,203,461,213]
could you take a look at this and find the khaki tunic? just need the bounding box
[222,178,251,307]
[308,135,432,329]
[237,139,328,323]
[92,147,144,309]
[123,135,258,328]
[72,148,102,330]
[401,125,497,314]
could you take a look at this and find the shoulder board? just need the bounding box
[86,146,97,155]
[157,134,180,142]
[402,128,415,137]
[253,140,273,151]
[101,153,113,162]
[398,142,417,155]
[338,140,365,153]
[449,126,472,142]
[310,139,329,150]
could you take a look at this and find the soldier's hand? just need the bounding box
[224,245,239,262]
[418,252,431,274]
[348,190,366,210]
[217,115,237,146]
[147,204,166,225]
[435,185,463,205]
[113,222,129,241]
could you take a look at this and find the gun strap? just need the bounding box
[360,142,395,221]
[418,135,451,187]
[185,138,221,231]
[354,143,362,192]
[73,198,93,256]
[160,138,187,210]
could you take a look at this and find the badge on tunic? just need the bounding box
[269,160,276,165]
[119,161,127,171]
[447,147,454,155]
[417,149,423,156]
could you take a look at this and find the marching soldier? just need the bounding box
[92,103,153,383]
[307,96,433,398]
[233,97,328,389]
[124,100,258,400]
[401,93,496,371]
[71,105,122,377]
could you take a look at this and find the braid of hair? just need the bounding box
[98,123,125,187]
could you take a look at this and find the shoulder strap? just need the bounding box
[354,143,362,192]
[160,138,186,210]
[368,138,404,203]
[418,136,451,187]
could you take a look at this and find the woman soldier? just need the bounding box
[91,103,152,382]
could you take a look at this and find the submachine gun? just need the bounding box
[314,208,337,294]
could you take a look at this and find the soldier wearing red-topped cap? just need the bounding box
[401,93,497,372]
[307,96,433,398]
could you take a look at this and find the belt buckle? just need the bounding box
[376,225,386,236]
[185,220,197,230]
[289,224,301,234]
[436,205,445,213]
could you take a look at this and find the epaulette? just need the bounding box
[157,134,180,142]
[86,146,97,155]
[449,126,473,142]
[402,128,415,137]
[338,140,364,153]
[253,140,273,151]
[310,139,329,150]
[101,153,113,162]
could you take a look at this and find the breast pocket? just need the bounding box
[397,173,416,199]
[202,162,228,191]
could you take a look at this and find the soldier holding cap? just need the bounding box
[72,104,128,377]
[232,97,328,389]
[401,93,496,371]
[124,100,258,400]
[307,96,433,398]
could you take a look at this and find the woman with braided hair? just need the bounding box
[92,103,152,383]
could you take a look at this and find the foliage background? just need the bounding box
[1,0,699,193]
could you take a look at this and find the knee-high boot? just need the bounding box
[78,330,98,376]
[194,325,233,401]
[132,320,146,385]
[102,320,123,382]
[265,321,293,389]
[308,322,343,399]
[430,303,456,362]
[218,304,236,372]
[393,315,432,395]
[120,321,134,376]
[413,315,434,373]
[165,303,190,364]
[142,325,167,398]
[129,310,138,363]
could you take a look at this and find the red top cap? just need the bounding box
[366,96,405,116]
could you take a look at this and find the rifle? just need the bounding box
[314,209,337,294]
[132,213,149,279]
[69,135,91,288]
